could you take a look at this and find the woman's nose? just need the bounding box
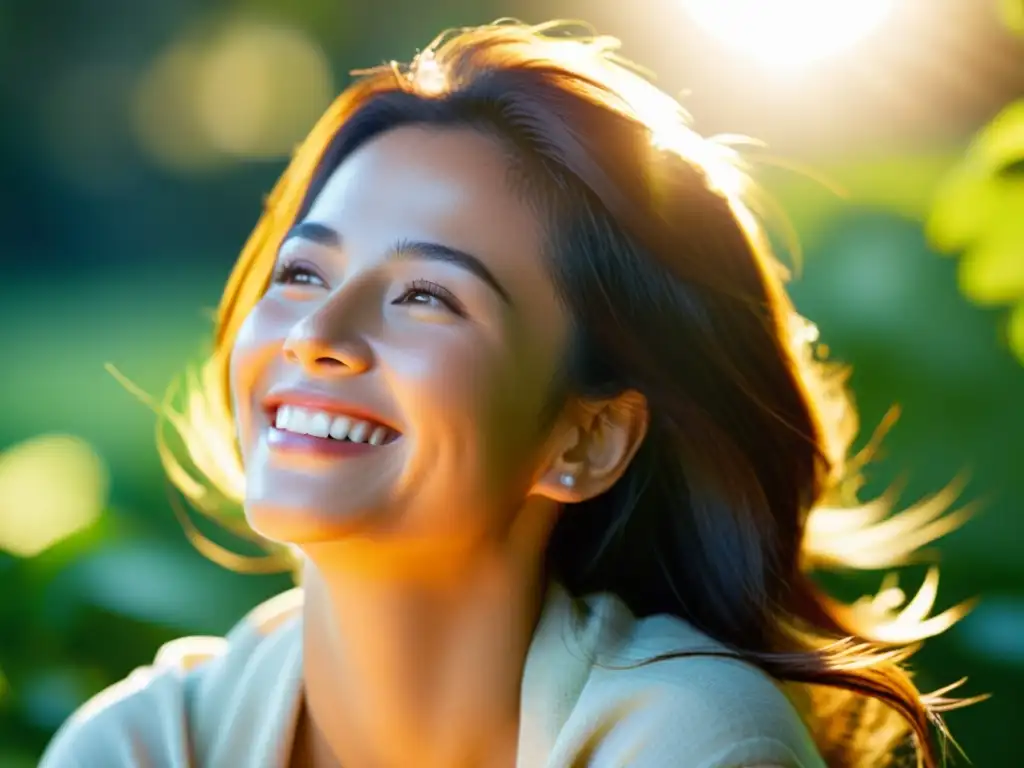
[281,323,372,376]
[279,269,379,376]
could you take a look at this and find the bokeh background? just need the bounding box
[1,0,1022,764]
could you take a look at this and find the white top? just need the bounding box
[40,582,825,767]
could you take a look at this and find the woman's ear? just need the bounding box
[532,390,648,503]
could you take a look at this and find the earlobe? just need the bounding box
[531,462,584,504]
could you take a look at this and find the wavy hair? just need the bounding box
[146,21,979,767]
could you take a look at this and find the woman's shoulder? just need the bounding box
[39,589,304,768]
[532,587,826,768]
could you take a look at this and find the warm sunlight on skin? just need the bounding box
[681,0,896,70]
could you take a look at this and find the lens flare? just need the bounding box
[681,0,896,70]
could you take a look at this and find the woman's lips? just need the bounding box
[265,427,387,456]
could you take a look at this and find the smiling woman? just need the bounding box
[41,19,973,768]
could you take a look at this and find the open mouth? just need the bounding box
[267,405,402,446]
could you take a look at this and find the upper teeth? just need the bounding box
[274,406,393,445]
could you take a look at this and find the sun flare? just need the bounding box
[681,0,896,70]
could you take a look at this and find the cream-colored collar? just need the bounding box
[248,582,651,767]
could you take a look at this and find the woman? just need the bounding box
[41,21,972,768]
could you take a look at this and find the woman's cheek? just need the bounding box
[388,333,502,423]
[229,298,305,453]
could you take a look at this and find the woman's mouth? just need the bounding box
[266,405,401,456]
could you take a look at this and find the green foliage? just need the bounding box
[1001,0,1024,35]
[927,3,1024,363]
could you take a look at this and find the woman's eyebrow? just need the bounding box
[282,221,340,248]
[281,221,513,305]
[390,238,512,306]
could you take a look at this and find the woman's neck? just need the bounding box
[295,520,555,768]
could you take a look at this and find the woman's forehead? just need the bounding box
[305,126,552,292]
[311,127,533,224]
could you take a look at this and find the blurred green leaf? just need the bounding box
[928,100,1024,362]
[954,195,1024,307]
[957,209,1024,304]
[929,0,1024,367]
[976,100,1024,170]
[929,101,1024,251]
[1001,0,1024,35]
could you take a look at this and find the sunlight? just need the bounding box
[680,0,896,70]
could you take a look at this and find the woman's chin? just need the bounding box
[243,501,369,546]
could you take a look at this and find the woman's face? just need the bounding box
[229,125,572,560]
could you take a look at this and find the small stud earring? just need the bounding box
[559,473,576,488]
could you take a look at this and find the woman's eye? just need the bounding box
[272,260,326,288]
[395,280,466,317]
